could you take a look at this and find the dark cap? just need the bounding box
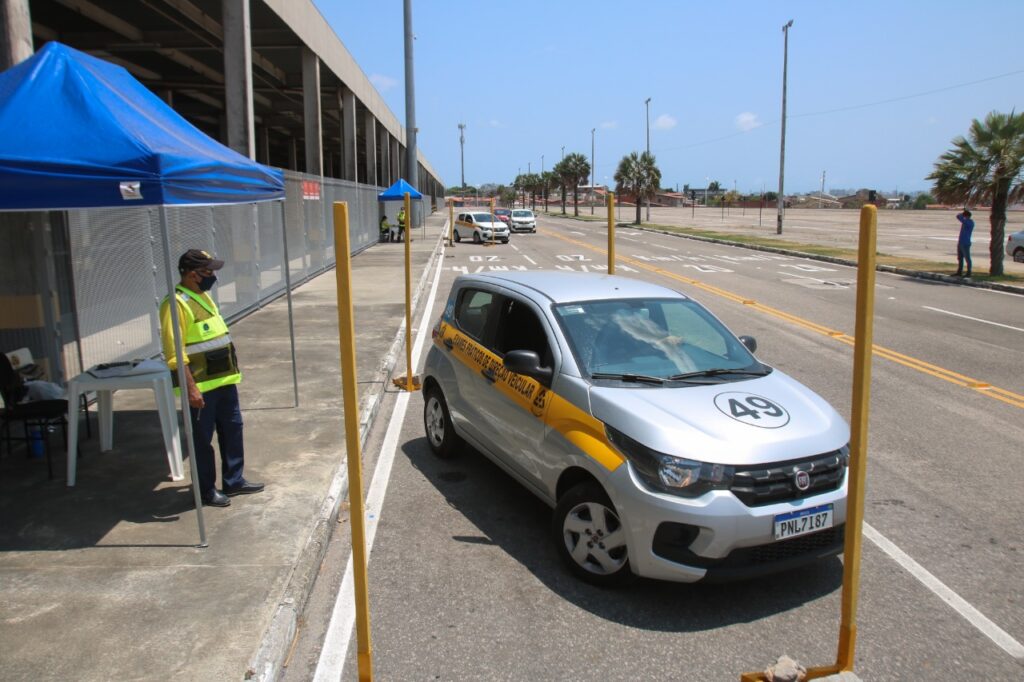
[178,249,225,273]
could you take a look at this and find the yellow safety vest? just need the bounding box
[163,285,241,394]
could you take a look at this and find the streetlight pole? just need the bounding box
[458,123,466,191]
[561,145,565,160]
[645,97,651,223]
[403,0,419,228]
[820,170,826,208]
[591,127,596,215]
[777,19,793,235]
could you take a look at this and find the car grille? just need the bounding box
[729,449,846,507]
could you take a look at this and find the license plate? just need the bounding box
[773,504,833,540]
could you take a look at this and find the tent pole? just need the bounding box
[280,200,299,407]
[159,206,208,547]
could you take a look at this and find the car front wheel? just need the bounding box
[553,482,633,586]
[473,231,482,244]
[424,386,462,458]
[1014,247,1024,263]
[454,229,461,243]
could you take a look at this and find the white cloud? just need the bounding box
[735,112,762,132]
[600,121,617,129]
[369,73,398,92]
[653,114,677,130]
[488,119,505,128]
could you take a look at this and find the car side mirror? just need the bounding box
[739,335,757,353]
[503,350,553,386]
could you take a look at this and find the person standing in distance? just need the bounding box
[160,249,264,507]
[955,209,975,278]
[395,206,406,243]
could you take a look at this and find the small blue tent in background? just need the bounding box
[378,178,422,201]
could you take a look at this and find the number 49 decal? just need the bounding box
[714,392,790,428]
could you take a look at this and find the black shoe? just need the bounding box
[955,271,963,277]
[201,490,231,507]
[223,480,265,497]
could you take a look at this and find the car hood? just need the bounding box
[476,221,508,229]
[588,370,848,466]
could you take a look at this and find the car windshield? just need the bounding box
[495,209,510,215]
[553,297,761,380]
[472,213,494,223]
[512,210,533,218]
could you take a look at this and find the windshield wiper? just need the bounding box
[668,367,771,381]
[590,372,665,385]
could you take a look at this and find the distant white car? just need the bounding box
[509,209,537,233]
[1007,229,1024,263]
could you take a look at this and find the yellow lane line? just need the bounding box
[541,228,1024,410]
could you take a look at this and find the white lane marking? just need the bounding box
[313,249,447,681]
[510,243,520,251]
[570,230,585,236]
[659,244,679,252]
[864,523,1024,661]
[523,254,537,265]
[619,236,640,242]
[781,272,849,287]
[922,306,1024,333]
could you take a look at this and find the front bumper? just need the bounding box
[608,462,848,582]
[510,223,536,232]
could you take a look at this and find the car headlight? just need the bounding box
[607,425,734,498]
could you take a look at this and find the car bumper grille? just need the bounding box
[729,449,847,507]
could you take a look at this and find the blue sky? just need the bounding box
[312,0,1024,195]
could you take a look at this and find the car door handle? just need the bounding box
[480,368,496,383]
[443,338,454,350]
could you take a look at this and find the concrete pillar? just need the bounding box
[301,47,322,177]
[288,136,298,171]
[222,0,255,158]
[393,141,402,181]
[380,131,391,186]
[1,0,32,71]
[339,87,357,182]
[257,126,270,165]
[364,110,378,187]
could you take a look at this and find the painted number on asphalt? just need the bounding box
[557,254,592,262]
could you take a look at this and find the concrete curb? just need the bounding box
[246,226,448,681]
[546,212,1024,296]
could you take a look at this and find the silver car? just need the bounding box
[422,271,849,585]
[509,209,537,233]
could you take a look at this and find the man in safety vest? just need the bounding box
[159,249,264,507]
[395,206,406,242]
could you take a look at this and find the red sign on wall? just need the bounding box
[302,180,321,201]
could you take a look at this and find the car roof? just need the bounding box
[462,270,688,304]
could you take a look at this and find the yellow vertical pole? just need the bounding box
[448,199,454,246]
[742,206,877,682]
[607,192,616,275]
[834,204,877,671]
[489,196,496,245]
[393,193,420,391]
[332,201,373,682]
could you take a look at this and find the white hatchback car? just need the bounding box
[510,209,537,233]
[422,271,849,585]
[454,211,510,244]
[1007,229,1024,263]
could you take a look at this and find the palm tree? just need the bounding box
[553,158,570,214]
[614,151,661,224]
[521,173,541,211]
[560,153,591,217]
[541,171,557,213]
[927,110,1024,276]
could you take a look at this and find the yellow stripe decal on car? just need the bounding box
[436,321,624,471]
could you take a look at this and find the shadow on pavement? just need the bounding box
[401,435,843,634]
[0,410,198,551]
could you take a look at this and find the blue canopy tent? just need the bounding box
[377,178,422,202]
[0,42,293,545]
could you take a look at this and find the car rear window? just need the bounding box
[455,289,495,341]
[472,213,493,222]
[512,210,533,217]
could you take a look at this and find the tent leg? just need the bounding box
[159,206,208,548]
[280,200,299,407]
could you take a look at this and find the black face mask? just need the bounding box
[198,274,217,291]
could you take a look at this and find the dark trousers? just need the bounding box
[189,384,245,495]
[957,243,972,275]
